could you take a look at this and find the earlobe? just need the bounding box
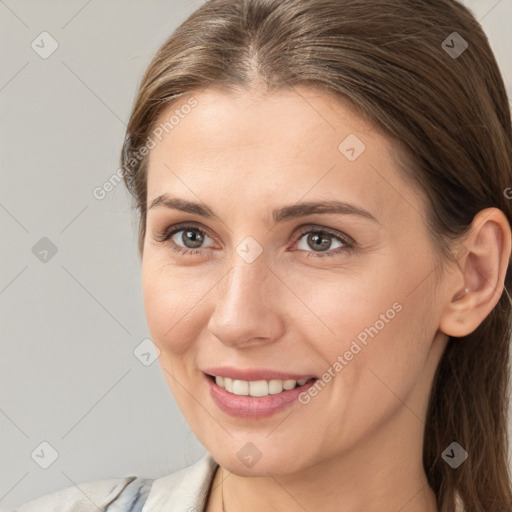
[439,208,511,338]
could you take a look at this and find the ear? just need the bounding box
[439,207,512,338]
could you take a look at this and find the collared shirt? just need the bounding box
[9,453,217,512]
[142,452,218,511]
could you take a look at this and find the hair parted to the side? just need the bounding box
[120,1,512,510]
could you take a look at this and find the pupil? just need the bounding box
[309,233,330,252]
[184,229,204,248]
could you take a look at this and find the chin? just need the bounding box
[209,443,314,477]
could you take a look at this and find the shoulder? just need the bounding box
[143,453,219,512]
[10,453,219,512]
[10,475,154,512]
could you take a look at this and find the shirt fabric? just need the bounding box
[10,452,466,511]
[10,453,218,512]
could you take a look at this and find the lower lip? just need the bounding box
[204,372,318,418]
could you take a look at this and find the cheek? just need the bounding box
[141,261,208,413]
[306,256,436,407]
[141,258,213,356]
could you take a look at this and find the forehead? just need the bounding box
[151,85,374,155]
[146,86,425,225]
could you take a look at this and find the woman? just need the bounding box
[12,0,512,511]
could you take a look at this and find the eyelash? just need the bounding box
[154,222,355,259]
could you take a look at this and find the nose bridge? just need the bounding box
[219,253,271,315]
[207,250,283,346]
[220,229,272,302]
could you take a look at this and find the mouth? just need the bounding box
[203,372,319,418]
[205,373,317,397]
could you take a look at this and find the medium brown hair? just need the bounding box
[120,1,512,510]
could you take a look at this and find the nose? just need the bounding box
[207,258,285,349]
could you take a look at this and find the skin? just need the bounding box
[141,85,511,512]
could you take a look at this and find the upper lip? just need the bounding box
[203,366,317,381]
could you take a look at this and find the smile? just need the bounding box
[204,372,319,418]
[210,375,314,397]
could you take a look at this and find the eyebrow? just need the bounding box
[148,194,379,224]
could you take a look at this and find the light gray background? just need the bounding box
[1,0,511,509]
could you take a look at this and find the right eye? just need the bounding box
[154,223,216,256]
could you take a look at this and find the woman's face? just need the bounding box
[142,85,452,476]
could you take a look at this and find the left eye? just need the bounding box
[295,229,347,255]
[292,227,354,258]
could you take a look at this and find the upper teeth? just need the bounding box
[214,376,311,397]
